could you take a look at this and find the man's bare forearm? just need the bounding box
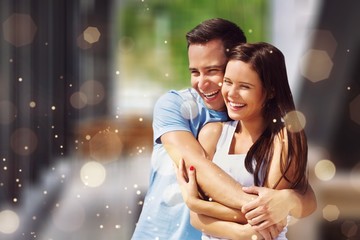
[162,131,255,209]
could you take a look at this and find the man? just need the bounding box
[132,18,316,240]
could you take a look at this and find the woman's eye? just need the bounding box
[223,79,232,85]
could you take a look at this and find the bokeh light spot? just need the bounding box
[77,34,92,49]
[80,161,106,187]
[89,131,123,161]
[10,128,38,156]
[2,13,37,47]
[300,49,333,82]
[283,111,306,133]
[180,100,199,120]
[70,91,88,109]
[29,101,36,108]
[0,210,20,234]
[341,220,358,238]
[349,94,360,125]
[322,204,340,222]
[83,26,101,44]
[315,159,336,181]
[308,29,338,58]
[80,80,105,105]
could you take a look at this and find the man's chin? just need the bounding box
[204,102,226,112]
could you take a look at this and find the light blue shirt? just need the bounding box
[131,88,228,240]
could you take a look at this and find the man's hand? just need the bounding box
[241,186,292,231]
[257,217,287,240]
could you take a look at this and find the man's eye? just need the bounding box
[208,69,220,74]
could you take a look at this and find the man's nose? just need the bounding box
[198,74,209,89]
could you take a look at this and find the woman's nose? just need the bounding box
[228,86,238,98]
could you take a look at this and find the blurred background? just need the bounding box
[0,0,359,239]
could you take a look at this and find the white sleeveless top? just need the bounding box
[201,121,288,240]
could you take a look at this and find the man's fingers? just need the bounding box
[242,186,260,195]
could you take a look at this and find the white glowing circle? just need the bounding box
[314,159,336,181]
[0,210,20,234]
[80,161,106,187]
[322,204,340,222]
[180,100,199,120]
[251,235,258,240]
[284,111,306,133]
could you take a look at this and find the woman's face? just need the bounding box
[222,60,267,122]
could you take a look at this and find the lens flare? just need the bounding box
[284,111,306,133]
[180,100,199,120]
[0,210,20,234]
[322,204,340,222]
[80,161,106,187]
[314,159,336,181]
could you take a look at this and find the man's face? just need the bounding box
[188,39,227,111]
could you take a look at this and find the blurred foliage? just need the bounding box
[115,0,268,89]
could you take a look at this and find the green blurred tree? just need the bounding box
[115,0,268,89]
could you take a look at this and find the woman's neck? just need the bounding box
[236,118,267,142]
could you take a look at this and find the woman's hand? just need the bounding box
[175,158,201,205]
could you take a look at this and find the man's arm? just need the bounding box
[162,130,253,209]
[241,185,317,230]
[242,185,317,220]
[190,212,265,240]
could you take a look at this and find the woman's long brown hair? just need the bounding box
[229,42,308,191]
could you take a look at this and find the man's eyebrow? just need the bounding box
[206,64,226,69]
[189,64,226,71]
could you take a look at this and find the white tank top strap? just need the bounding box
[216,120,238,155]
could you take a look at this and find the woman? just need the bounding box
[177,42,311,239]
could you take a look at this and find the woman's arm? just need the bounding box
[190,212,264,240]
[176,159,284,240]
